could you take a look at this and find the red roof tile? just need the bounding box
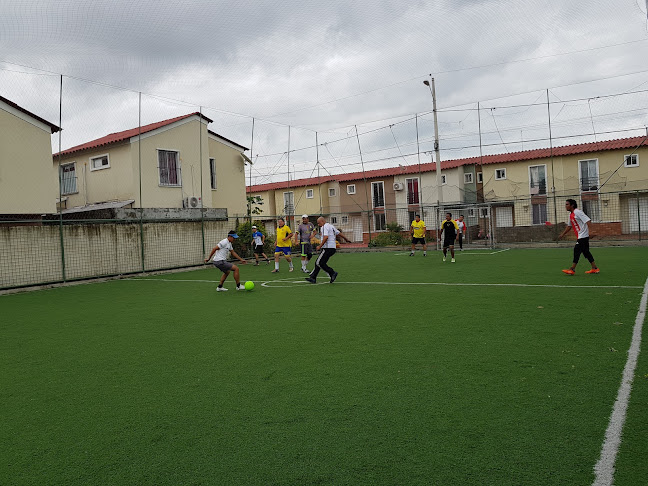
[247,134,648,192]
[54,112,214,157]
[1,95,60,133]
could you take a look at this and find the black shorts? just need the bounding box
[254,244,265,255]
[412,237,426,245]
[443,237,456,248]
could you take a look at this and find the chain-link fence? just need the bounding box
[2,189,647,290]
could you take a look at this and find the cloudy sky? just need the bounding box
[2,0,648,184]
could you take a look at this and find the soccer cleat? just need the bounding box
[271,269,279,273]
[442,257,446,262]
[305,277,317,284]
[289,267,294,272]
[562,269,575,275]
[236,284,245,291]
[423,253,427,256]
[409,252,414,256]
[451,258,455,263]
[265,260,270,265]
[330,271,338,283]
[254,262,259,266]
[585,268,600,274]
[217,286,228,292]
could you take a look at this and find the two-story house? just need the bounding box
[53,112,249,217]
[1,95,60,215]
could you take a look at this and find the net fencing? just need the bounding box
[2,189,646,290]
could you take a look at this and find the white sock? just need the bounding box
[289,262,294,269]
[275,262,279,270]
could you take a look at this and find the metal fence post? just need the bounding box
[637,191,642,241]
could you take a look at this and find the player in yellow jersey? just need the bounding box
[272,217,294,273]
[409,214,427,256]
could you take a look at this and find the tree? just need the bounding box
[247,195,264,216]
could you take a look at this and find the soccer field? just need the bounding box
[1,247,647,485]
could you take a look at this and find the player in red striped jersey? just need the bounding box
[557,199,600,275]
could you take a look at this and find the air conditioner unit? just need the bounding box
[393,182,404,191]
[183,196,202,208]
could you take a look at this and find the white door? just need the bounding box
[629,196,648,232]
[496,206,513,227]
[352,218,363,242]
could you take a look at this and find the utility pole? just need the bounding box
[424,77,442,206]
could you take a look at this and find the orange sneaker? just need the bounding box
[562,269,575,275]
[585,268,600,274]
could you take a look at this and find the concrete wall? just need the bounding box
[0,106,58,214]
[0,219,238,289]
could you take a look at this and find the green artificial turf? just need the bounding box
[1,247,647,485]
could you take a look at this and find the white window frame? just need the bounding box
[341,215,349,225]
[157,149,182,187]
[283,191,295,215]
[495,168,507,180]
[346,184,356,195]
[306,189,314,199]
[328,188,337,197]
[89,153,110,172]
[405,177,420,204]
[371,181,385,208]
[464,173,473,184]
[330,216,338,224]
[477,172,483,183]
[579,158,599,192]
[441,174,447,185]
[624,154,639,168]
[528,164,547,196]
[59,162,78,195]
[209,158,217,190]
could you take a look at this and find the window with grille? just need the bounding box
[59,163,77,195]
[406,178,419,204]
[372,182,385,208]
[495,169,506,180]
[579,159,598,191]
[624,154,638,167]
[529,165,547,195]
[209,158,217,189]
[158,150,181,186]
[90,154,109,171]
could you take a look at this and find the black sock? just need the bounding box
[218,284,223,288]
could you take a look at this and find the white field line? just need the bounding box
[126,277,643,290]
[395,248,510,255]
[592,276,648,486]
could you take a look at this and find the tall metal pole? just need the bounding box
[287,125,291,228]
[316,131,322,215]
[248,117,254,256]
[355,125,373,244]
[138,92,145,272]
[57,74,66,282]
[199,106,206,259]
[424,76,442,207]
[415,113,424,213]
[546,89,558,225]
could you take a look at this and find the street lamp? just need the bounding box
[423,77,442,207]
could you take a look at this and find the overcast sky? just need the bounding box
[2,0,648,184]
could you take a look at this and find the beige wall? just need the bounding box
[393,168,463,206]
[0,107,57,214]
[55,143,133,208]
[207,134,247,217]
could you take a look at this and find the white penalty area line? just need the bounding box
[395,248,510,255]
[127,277,644,290]
[592,275,648,486]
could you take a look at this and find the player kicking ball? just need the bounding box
[205,230,247,291]
[557,199,600,275]
[439,212,459,263]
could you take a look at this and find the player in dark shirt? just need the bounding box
[438,212,459,263]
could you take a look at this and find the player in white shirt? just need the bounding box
[204,230,248,291]
[557,199,599,275]
[305,216,340,284]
